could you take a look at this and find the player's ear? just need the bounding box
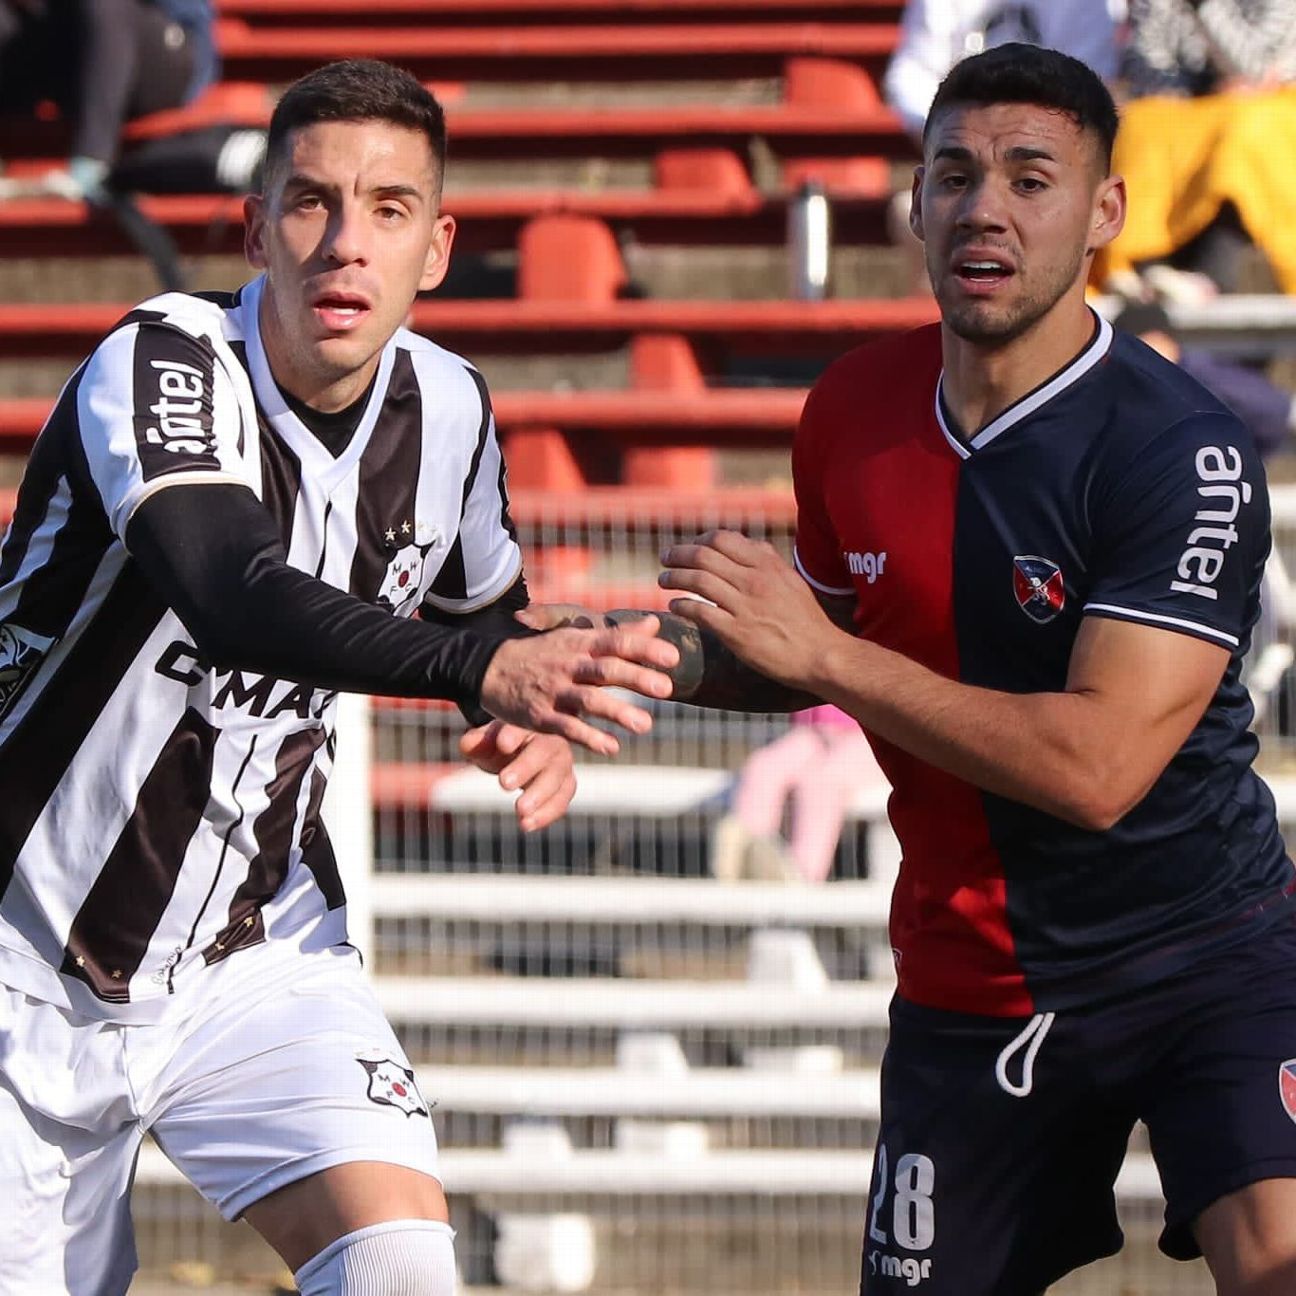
[244,193,267,269]
[909,167,926,242]
[1088,173,1126,254]
[419,213,456,293]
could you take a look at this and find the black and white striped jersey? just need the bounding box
[0,275,521,1021]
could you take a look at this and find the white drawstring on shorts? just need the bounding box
[994,1011,1055,1098]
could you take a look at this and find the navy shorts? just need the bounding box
[860,917,1296,1295]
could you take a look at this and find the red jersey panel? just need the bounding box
[794,325,1032,1015]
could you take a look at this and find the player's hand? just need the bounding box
[659,530,843,689]
[460,721,577,832]
[514,602,601,631]
[478,618,678,755]
[519,605,705,699]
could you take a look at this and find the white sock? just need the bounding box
[294,1219,457,1295]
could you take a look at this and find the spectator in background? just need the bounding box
[711,705,888,883]
[0,0,218,202]
[882,1,1123,291]
[1098,0,1296,301]
[884,0,1123,142]
[1111,299,1296,458]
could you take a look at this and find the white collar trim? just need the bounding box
[934,311,1113,459]
[240,273,393,485]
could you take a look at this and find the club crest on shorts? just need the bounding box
[1279,1060,1296,1124]
[356,1050,430,1118]
[1012,555,1066,624]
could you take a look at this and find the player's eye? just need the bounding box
[376,206,406,222]
[1016,177,1048,193]
[293,193,324,212]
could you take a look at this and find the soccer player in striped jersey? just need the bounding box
[0,59,678,1296]
[658,43,1296,1296]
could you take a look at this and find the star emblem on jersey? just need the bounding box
[1012,555,1066,624]
[1279,1060,1296,1125]
[357,1051,430,1118]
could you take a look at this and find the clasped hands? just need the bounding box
[464,530,839,831]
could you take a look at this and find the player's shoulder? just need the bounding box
[391,326,493,432]
[1100,330,1255,457]
[82,289,243,398]
[816,323,943,398]
[108,288,237,344]
[799,324,942,441]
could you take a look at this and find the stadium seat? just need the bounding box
[211,19,902,81]
[220,0,904,21]
[0,298,936,359]
[0,390,805,455]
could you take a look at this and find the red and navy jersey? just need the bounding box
[793,315,1292,1016]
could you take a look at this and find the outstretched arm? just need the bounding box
[515,601,854,713]
[126,482,677,755]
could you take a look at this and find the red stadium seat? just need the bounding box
[220,0,903,22]
[212,19,900,80]
[0,390,808,455]
[0,298,936,359]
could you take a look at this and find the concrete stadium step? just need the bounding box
[133,1141,1165,1201]
[378,975,894,1031]
[372,873,892,927]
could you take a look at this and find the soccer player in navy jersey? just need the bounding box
[654,42,1296,1296]
[0,59,678,1296]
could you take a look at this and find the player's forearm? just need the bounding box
[806,634,1141,830]
[422,577,540,725]
[127,483,506,709]
[682,625,822,713]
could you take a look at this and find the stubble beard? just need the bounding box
[932,243,1087,346]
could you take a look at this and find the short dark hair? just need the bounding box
[263,59,447,192]
[924,43,1119,171]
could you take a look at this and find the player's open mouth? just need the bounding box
[953,257,1014,294]
[311,294,372,331]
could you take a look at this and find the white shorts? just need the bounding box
[0,941,441,1296]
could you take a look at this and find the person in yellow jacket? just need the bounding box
[1098,0,1296,299]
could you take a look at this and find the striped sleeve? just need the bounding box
[422,368,523,613]
[78,321,251,541]
[1084,413,1268,650]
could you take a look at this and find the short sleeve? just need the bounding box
[77,321,251,541]
[1084,413,1269,650]
[792,375,854,597]
[422,374,523,614]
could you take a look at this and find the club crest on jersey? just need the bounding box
[376,543,431,614]
[1279,1060,1296,1125]
[1012,555,1066,624]
[0,622,55,721]
[356,1051,430,1118]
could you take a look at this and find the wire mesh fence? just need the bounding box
[128,486,1294,1294]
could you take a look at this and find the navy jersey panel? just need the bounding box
[949,331,1292,1008]
[793,320,1291,1016]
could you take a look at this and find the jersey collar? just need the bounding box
[934,310,1113,460]
[238,274,395,487]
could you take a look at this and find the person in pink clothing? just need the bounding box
[713,705,887,883]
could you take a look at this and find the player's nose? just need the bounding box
[322,199,370,266]
[954,178,1011,232]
